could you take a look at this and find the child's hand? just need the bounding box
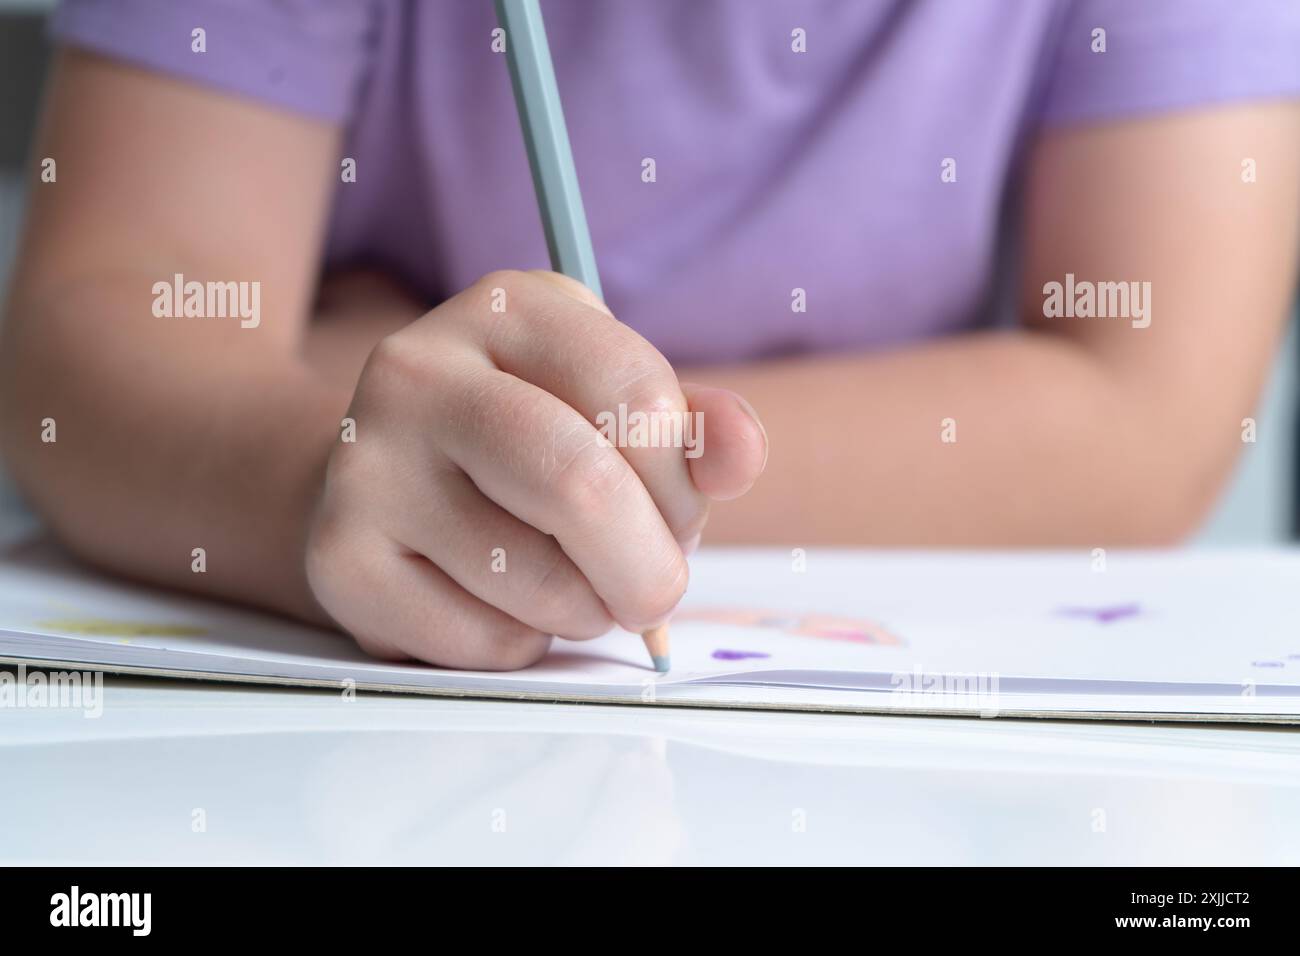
[304,270,767,669]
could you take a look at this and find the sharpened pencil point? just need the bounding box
[641,623,671,673]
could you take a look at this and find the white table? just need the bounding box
[3,674,1298,865]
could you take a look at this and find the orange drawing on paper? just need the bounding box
[672,608,904,646]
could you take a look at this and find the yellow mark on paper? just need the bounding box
[37,618,208,638]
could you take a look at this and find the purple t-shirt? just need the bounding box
[51,0,1300,365]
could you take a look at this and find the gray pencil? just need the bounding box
[495,0,670,673]
[494,0,604,298]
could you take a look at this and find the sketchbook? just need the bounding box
[1,533,1299,723]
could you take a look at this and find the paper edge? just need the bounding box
[4,654,1298,726]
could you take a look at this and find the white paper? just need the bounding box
[2,536,1300,721]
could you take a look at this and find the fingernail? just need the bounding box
[682,532,702,556]
[732,392,769,473]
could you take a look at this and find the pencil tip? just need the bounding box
[651,655,671,674]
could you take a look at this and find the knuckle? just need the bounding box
[618,370,682,419]
[363,333,430,397]
[476,268,528,292]
[444,365,514,437]
[606,335,677,396]
[548,441,629,518]
[600,360,688,445]
[472,269,531,310]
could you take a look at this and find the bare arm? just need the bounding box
[9,54,1294,627]
[0,52,764,667]
[0,51,347,620]
[257,104,1300,549]
[694,103,1300,546]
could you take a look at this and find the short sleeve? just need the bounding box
[49,0,380,123]
[1038,0,1300,127]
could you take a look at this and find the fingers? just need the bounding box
[310,268,771,670]
[679,382,768,500]
[429,359,689,632]
[307,528,553,671]
[451,271,710,546]
[387,466,614,640]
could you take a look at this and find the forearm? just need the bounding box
[0,275,350,622]
[687,329,1230,547]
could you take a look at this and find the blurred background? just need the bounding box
[1,0,1295,544]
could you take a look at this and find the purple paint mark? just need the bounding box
[1057,603,1141,624]
[712,649,771,661]
[1252,660,1284,668]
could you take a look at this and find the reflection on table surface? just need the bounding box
[2,675,1298,865]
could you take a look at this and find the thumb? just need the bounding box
[680,382,768,501]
